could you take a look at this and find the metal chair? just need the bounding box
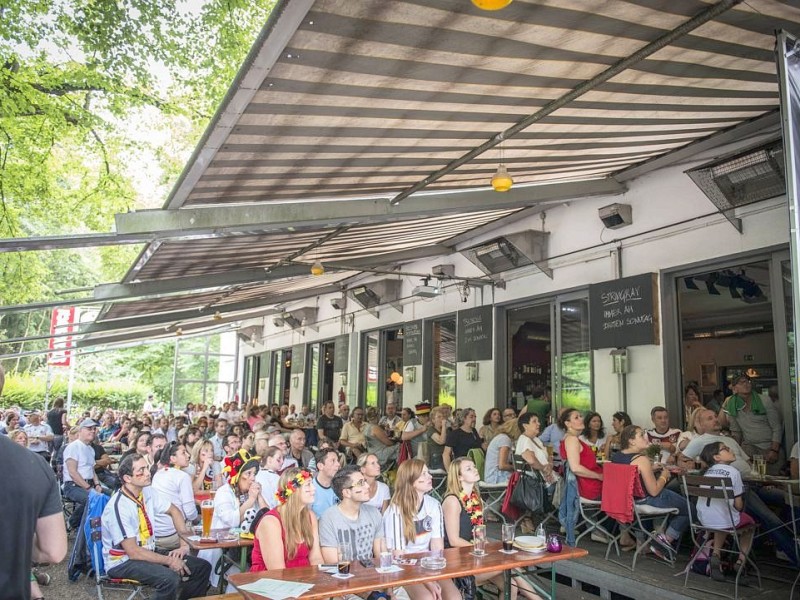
[88,516,147,600]
[681,474,761,600]
[509,454,558,531]
[601,463,679,571]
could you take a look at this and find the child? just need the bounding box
[696,442,755,582]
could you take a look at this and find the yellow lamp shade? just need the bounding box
[491,164,513,192]
[390,371,402,384]
[310,260,325,276]
[471,0,512,10]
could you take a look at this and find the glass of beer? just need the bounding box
[201,499,214,538]
[501,523,515,552]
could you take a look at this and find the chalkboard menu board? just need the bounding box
[457,306,493,362]
[291,344,305,374]
[589,273,659,349]
[403,320,423,366]
[333,335,349,371]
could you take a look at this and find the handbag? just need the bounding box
[397,440,412,465]
[510,470,551,514]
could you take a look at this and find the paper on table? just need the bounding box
[237,578,314,600]
[375,565,404,574]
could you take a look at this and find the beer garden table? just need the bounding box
[229,541,588,600]
[179,530,254,593]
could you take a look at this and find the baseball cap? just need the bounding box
[79,418,99,428]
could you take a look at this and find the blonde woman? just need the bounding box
[357,452,391,512]
[484,417,519,484]
[251,468,322,571]
[383,459,460,600]
[442,458,542,600]
[186,439,222,491]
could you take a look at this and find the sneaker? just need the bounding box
[709,554,725,582]
[649,533,675,562]
[590,531,609,543]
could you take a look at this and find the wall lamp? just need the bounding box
[466,362,480,381]
[405,366,417,384]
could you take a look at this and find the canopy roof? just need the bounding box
[80,0,800,346]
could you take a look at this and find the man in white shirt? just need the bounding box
[102,454,210,600]
[210,418,228,460]
[62,418,103,530]
[24,410,54,462]
[645,406,682,456]
[679,409,751,475]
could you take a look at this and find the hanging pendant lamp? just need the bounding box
[471,0,513,10]
[491,164,513,192]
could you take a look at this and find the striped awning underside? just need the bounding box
[177,0,796,206]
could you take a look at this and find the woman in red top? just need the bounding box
[559,409,603,499]
[251,468,322,571]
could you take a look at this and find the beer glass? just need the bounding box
[201,499,214,538]
[501,523,515,552]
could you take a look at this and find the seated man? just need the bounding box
[102,454,210,600]
[286,428,313,470]
[319,465,384,569]
[311,448,341,519]
[91,438,120,490]
[63,419,103,531]
[339,407,368,460]
[645,406,681,459]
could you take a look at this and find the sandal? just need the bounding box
[709,554,725,582]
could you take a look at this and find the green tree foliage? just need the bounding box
[0,0,275,388]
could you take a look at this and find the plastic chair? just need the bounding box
[681,474,761,600]
[467,448,485,480]
[601,463,679,571]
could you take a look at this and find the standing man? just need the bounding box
[101,454,211,599]
[319,465,384,564]
[311,448,341,519]
[0,365,67,600]
[722,374,784,475]
[46,397,69,459]
[316,401,344,447]
[24,410,54,463]
[62,418,103,531]
[209,417,228,460]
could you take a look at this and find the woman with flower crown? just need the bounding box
[383,459,460,600]
[442,458,542,600]
[250,467,322,571]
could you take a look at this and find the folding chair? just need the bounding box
[561,462,614,546]
[601,463,679,571]
[681,474,761,600]
[508,455,558,531]
[88,516,147,600]
[429,468,448,501]
[478,479,509,523]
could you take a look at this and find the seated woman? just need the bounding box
[186,439,223,492]
[151,443,197,551]
[364,407,398,468]
[119,432,153,467]
[559,408,603,500]
[612,425,690,560]
[255,446,284,509]
[483,417,519,484]
[357,452,391,512]
[426,407,448,471]
[478,408,502,446]
[443,457,541,600]
[696,441,756,582]
[383,459,460,600]
[200,451,266,587]
[515,413,560,496]
[578,411,606,454]
[250,468,322,571]
[402,402,434,461]
[602,411,631,460]
[443,408,484,470]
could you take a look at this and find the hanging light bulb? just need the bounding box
[471,0,512,10]
[310,260,325,276]
[175,327,183,336]
[213,311,222,320]
[491,164,513,192]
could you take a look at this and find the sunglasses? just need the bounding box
[345,478,368,489]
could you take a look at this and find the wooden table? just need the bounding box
[179,531,254,592]
[229,542,587,600]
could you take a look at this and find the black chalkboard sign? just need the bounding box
[291,344,305,374]
[403,320,423,365]
[333,334,349,371]
[457,306,493,362]
[589,273,659,349]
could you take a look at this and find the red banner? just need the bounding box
[48,307,76,367]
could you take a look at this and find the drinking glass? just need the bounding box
[472,524,487,555]
[501,523,515,552]
[200,499,214,538]
[337,542,352,574]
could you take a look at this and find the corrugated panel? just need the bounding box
[177,0,797,205]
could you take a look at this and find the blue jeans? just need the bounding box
[62,482,89,529]
[107,554,211,600]
[636,488,690,541]
[745,487,798,565]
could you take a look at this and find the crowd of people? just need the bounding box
[1,368,798,599]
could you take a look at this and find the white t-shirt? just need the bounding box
[62,439,96,482]
[102,487,171,568]
[383,494,443,553]
[254,469,281,509]
[150,467,197,537]
[515,435,559,485]
[696,463,744,529]
[24,423,53,453]
[365,481,391,511]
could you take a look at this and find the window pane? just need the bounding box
[432,319,457,408]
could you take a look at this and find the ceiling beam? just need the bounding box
[0,232,149,253]
[116,177,625,237]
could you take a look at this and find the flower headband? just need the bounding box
[275,469,313,505]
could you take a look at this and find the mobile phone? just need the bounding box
[359,558,375,568]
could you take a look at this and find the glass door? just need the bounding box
[555,296,592,412]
